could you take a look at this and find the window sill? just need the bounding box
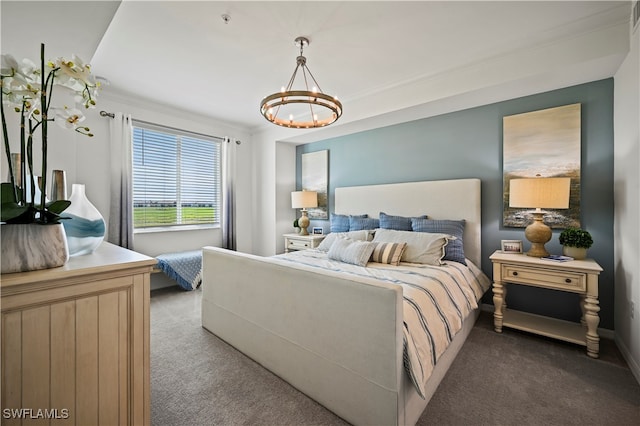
[134,224,220,234]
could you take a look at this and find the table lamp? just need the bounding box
[291,190,318,235]
[509,176,571,257]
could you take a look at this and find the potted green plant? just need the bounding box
[558,227,593,260]
[1,43,99,273]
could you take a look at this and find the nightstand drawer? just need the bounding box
[502,264,586,292]
[288,239,312,250]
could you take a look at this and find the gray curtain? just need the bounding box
[107,112,134,249]
[221,137,238,250]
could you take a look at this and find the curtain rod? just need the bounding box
[99,110,241,144]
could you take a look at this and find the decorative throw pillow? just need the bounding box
[411,218,466,265]
[372,228,450,265]
[330,213,367,233]
[327,237,376,267]
[317,230,373,252]
[349,216,380,231]
[330,213,350,233]
[379,212,428,231]
[370,241,407,266]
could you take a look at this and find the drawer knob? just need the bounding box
[304,243,309,247]
[512,271,518,276]
[565,278,572,283]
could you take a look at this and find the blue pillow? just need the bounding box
[349,216,380,231]
[379,212,428,231]
[410,218,466,265]
[330,213,350,232]
[330,213,367,233]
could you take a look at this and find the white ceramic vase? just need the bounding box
[0,223,69,273]
[61,184,106,256]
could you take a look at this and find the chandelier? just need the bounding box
[260,36,343,129]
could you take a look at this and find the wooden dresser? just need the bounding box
[1,242,156,425]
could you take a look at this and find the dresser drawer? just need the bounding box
[287,238,312,250]
[501,264,586,292]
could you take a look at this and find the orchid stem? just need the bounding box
[1,79,19,203]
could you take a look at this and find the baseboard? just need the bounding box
[614,335,640,385]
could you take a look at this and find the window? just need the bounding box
[132,123,221,230]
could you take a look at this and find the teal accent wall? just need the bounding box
[297,79,615,329]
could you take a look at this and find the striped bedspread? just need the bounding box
[273,249,491,398]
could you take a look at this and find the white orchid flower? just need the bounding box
[1,54,20,77]
[1,76,40,112]
[18,58,39,81]
[53,55,94,89]
[2,57,39,89]
[52,106,86,130]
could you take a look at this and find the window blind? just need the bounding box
[132,124,221,229]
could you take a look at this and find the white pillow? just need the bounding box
[317,230,374,252]
[327,237,376,267]
[372,228,450,265]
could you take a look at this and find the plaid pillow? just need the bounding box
[330,213,367,233]
[379,212,428,231]
[349,216,380,231]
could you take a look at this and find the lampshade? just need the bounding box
[260,36,342,129]
[291,191,318,209]
[509,177,571,209]
[509,176,571,257]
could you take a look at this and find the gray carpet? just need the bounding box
[151,287,640,426]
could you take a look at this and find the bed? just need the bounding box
[201,178,489,425]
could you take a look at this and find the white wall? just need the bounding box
[1,89,254,257]
[249,126,299,256]
[614,21,640,382]
[275,142,297,254]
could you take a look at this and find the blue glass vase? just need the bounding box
[61,184,106,256]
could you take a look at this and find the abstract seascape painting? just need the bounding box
[503,103,581,228]
[302,150,328,219]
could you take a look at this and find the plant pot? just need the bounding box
[1,223,69,273]
[562,245,587,260]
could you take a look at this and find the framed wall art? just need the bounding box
[501,240,523,253]
[503,103,581,229]
[302,150,328,219]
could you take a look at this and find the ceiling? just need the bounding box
[1,1,632,136]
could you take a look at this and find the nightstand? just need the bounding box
[489,250,603,358]
[284,233,326,253]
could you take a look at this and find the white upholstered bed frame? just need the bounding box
[201,178,482,425]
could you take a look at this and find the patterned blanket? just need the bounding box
[274,249,491,398]
[156,250,202,291]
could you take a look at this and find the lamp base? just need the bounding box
[298,211,310,235]
[524,212,551,257]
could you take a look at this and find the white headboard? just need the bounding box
[335,178,482,266]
